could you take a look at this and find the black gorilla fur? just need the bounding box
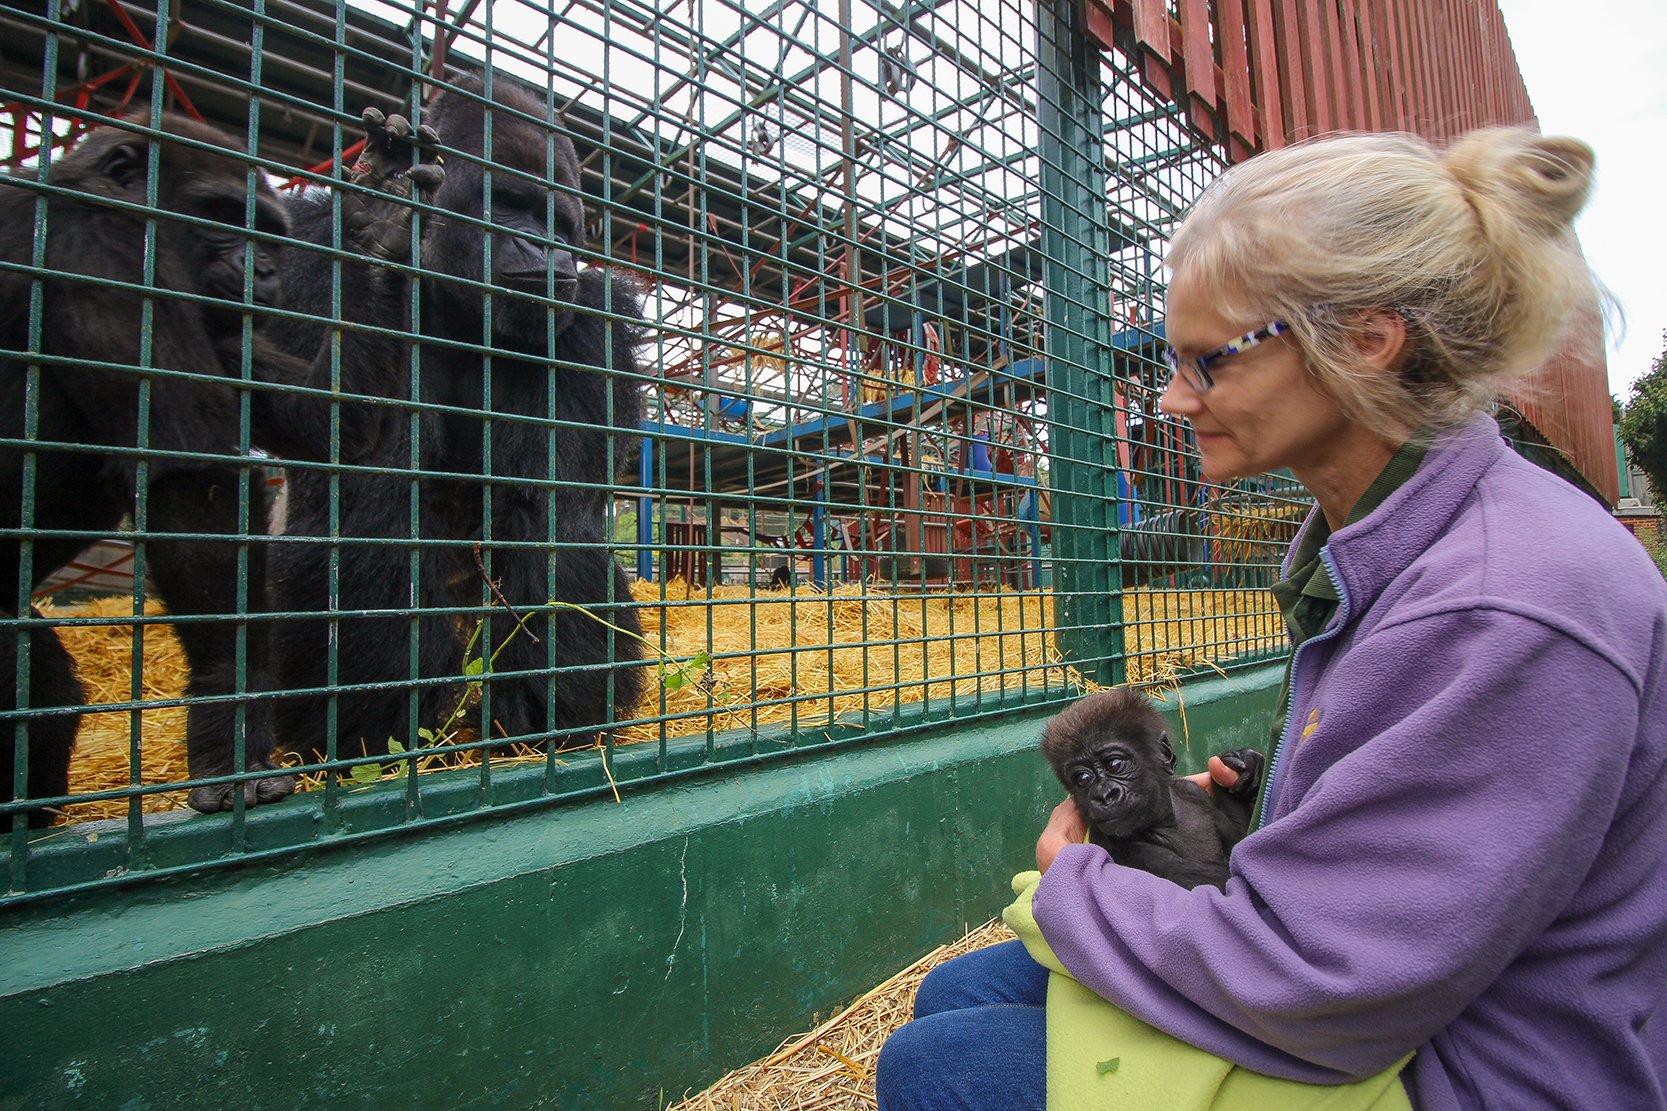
[1042,688,1264,889]
[0,116,305,821]
[267,75,646,761]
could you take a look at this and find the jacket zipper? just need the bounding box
[1255,546,1352,826]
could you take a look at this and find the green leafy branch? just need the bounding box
[342,550,722,789]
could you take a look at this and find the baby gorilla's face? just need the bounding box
[1060,734,1175,840]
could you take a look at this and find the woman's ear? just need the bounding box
[1354,307,1408,374]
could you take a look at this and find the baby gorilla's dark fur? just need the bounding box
[1042,689,1264,889]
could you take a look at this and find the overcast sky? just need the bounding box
[1496,0,1666,400]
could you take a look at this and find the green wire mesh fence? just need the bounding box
[0,0,1297,900]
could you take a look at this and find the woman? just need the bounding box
[876,128,1667,1110]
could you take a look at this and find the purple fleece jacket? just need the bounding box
[1034,413,1667,1110]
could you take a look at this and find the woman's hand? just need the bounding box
[1187,753,1245,795]
[1036,798,1088,873]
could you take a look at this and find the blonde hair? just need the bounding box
[1166,129,1601,432]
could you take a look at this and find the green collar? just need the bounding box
[1271,436,1429,644]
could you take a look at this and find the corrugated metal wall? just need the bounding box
[1084,0,1618,503]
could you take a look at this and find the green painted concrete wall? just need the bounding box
[1,667,1280,1110]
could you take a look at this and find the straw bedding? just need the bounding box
[48,582,1281,821]
[664,918,1015,1110]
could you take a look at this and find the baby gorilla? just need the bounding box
[1042,689,1264,889]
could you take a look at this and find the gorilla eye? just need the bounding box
[1070,769,1094,787]
[194,196,247,226]
[1105,755,1129,773]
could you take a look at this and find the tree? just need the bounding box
[1618,332,1667,505]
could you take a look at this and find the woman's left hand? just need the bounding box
[1036,798,1088,873]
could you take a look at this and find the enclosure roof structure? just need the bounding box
[2,0,1048,341]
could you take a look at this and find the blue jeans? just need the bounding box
[875,939,1048,1111]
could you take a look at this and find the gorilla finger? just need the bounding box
[416,123,440,147]
[384,113,413,141]
[362,106,387,130]
[407,164,446,192]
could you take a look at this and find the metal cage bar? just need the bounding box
[0,0,1295,902]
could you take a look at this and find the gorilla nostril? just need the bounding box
[495,268,579,297]
[255,273,283,307]
[495,267,545,291]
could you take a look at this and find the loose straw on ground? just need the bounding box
[664,918,1014,1111]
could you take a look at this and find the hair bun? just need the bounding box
[1443,129,1594,239]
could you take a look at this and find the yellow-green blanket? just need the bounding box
[1002,872,1413,1111]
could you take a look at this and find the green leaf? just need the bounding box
[464,657,485,677]
[388,739,406,755]
[1096,1058,1121,1075]
[662,669,688,691]
[416,728,436,743]
[349,763,382,784]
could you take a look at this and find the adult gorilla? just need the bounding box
[0,116,304,821]
[268,74,646,762]
[0,109,449,820]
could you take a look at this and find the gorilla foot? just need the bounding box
[187,763,299,814]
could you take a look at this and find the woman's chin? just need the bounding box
[1197,453,1252,483]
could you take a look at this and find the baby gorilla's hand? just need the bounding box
[1211,747,1265,799]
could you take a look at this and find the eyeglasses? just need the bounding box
[1162,320,1291,393]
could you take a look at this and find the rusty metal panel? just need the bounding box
[1489,1,1533,123]
[1273,0,1312,138]
[1393,0,1422,130]
[1320,0,1354,129]
[1084,0,1117,51]
[1478,1,1501,121]
[1246,0,1288,146]
[1380,0,1410,129]
[1437,0,1464,135]
[1340,0,1376,129]
[1465,0,1487,126]
[1473,0,1498,125]
[1450,0,1476,128]
[1401,0,1435,132]
[1513,311,1619,505]
[1361,0,1392,128]
[1132,0,1174,61]
[1096,0,1540,150]
[1218,0,1258,153]
[1298,0,1333,132]
[1424,0,1449,138]
[1426,0,1453,135]
[1179,0,1219,104]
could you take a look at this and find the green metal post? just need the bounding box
[1036,0,1126,686]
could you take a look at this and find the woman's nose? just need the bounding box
[1157,375,1197,417]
